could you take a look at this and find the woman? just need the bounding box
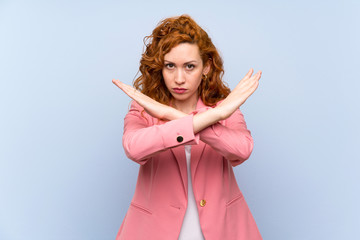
[113,15,262,240]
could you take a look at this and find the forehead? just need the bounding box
[164,43,201,62]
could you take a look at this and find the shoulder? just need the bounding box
[129,100,143,112]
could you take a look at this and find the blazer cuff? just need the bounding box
[160,114,199,148]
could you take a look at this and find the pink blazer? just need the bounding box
[116,98,262,240]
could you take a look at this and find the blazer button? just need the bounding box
[176,135,183,143]
[199,199,206,207]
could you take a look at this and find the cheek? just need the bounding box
[193,73,203,88]
[195,79,202,90]
[162,71,172,89]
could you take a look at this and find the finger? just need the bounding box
[255,71,262,82]
[237,68,255,87]
[244,68,254,79]
[236,70,257,89]
[112,79,122,86]
[112,79,125,89]
[113,80,135,94]
[250,71,262,81]
[112,80,137,99]
[235,72,260,93]
[248,77,260,93]
[122,85,138,98]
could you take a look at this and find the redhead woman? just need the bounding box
[112,15,262,240]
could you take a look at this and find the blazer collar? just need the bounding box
[195,97,208,110]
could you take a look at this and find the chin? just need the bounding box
[173,95,189,101]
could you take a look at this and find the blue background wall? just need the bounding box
[1,0,359,239]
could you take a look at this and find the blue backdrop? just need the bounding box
[1,0,359,239]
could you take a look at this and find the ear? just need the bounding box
[203,59,211,75]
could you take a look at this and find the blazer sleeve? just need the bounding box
[198,107,254,167]
[122,101,200,165]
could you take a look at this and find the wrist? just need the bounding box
[211,106,225,122]
[165,107,187,120]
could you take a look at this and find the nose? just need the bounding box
[174,69,185,85]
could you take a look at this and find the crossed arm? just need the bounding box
[112,68,262,134]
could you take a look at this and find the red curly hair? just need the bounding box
[133,14,230,107]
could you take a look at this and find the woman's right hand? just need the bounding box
[216,68,262,120]
[112,79,186,120]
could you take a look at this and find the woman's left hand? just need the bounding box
[112,79,185,120]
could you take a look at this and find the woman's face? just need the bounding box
[162,43,209,111]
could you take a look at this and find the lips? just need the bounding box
[173,88,187,94]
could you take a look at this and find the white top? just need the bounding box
[178,145,205,240]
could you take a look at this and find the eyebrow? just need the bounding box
[164,60,198,65]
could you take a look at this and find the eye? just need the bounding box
[186,64,195,70]
[165,63,174,69]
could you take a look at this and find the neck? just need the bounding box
[172,97,198,114]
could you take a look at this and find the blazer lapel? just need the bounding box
[170,146,188,198]
[190,141,206,180]
[191,98,210,179]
